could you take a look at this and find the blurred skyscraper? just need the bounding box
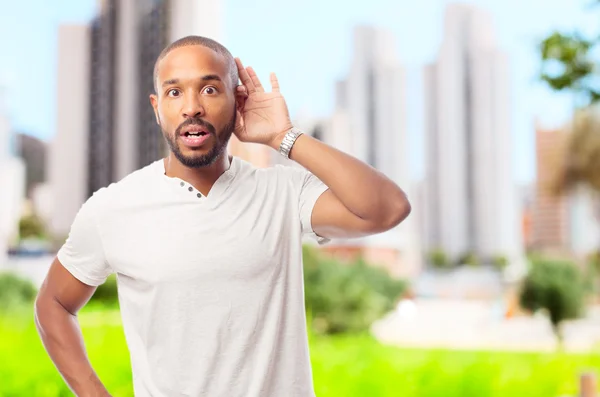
[319,26,421,277]
[332,26,406,179]
[50,0,222,238]
[51,24,91,238]
[0,93,26,262]
[568,188,600,256]
[531,123,570,252]
[532,122,600,257]
[423,4,523,265]
[15,133,48,198]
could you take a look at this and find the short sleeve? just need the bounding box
[56,196,113,286]
[296,167,330,245]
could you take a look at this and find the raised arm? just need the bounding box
[233,58,411,240]
[271,133,410,239]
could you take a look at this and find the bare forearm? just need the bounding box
[34,299,110,397]
[271,133,410,224]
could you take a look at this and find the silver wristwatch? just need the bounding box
[278,127,304,158]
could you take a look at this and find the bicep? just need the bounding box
[36,257,97,315]
[310,190,382,239]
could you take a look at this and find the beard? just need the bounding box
[162,110,236,168]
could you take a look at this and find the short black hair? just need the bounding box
[153,35,239,93]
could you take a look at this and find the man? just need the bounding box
[34,36,411,397]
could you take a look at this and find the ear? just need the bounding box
[149,94,160,125]
[234,85,247,113]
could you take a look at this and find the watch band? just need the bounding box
[278,127,304,158]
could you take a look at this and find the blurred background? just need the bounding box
[1,0,600,396]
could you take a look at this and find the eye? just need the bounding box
[202,86,218,95]
[167,89,181,97]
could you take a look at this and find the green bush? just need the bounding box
[456,251,480,267]
[492,255,509,270]
[584,252,600,296]
[519,258,586,347]
[349,257,408,309]
[19,213,47,240]
[0,272,37,312]
[427,248,450,269]
[89,274,119,307]
[303,246,407,335]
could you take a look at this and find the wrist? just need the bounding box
[268,128,292,151]
[272,127,304,158]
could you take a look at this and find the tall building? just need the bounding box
[16,133,48,197]
[94,0,224,184]
[49,24,91,238]
[424,4,522,264]
[531,123,570,251]
[0,90,10,160]
[568,188,600,256]
[319,26,421,277]
[88,3,116,195]
[228,136,273,168]
[51,0,222,237]
[136,0,170,173]
[334,26,406,180]
[0,94,26,261]
[532,122,600,257]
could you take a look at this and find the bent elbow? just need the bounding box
[384,194,411,230]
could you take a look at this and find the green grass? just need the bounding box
[1,306,599,397]
[309,333,600,397]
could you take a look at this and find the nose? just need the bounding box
[182,94,205,119]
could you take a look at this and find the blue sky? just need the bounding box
[0,0,597,183]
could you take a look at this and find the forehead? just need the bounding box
[156,45,229,85]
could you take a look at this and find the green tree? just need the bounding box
[538,1,600,254]
[519,259,586,348]
[539,32,599,106]
[538,0,600,104]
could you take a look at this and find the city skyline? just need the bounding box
[318,25,422,277]
[0,0,597,185]
[50,0,224,238]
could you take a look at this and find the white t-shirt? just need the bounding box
[57,156,330,397]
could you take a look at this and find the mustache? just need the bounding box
[175,118,217,136]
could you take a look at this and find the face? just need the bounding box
[150,45,239,168]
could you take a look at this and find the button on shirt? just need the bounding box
[57,156,330,397]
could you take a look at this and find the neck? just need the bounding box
[163,151,231,196]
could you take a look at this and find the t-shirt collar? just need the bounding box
[156,156,240,205]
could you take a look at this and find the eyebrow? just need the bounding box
[162,75,223,87]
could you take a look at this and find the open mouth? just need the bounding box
[184,131,209,137]
[179,128,212,148]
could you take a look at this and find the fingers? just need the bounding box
[246,67,264,93]
[235,58,256,94]
[270,72,280,92]
[235,57,280,94]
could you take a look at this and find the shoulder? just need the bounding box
[83,160,161,213]
[246,159,308,181]
[231,156,291,181]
